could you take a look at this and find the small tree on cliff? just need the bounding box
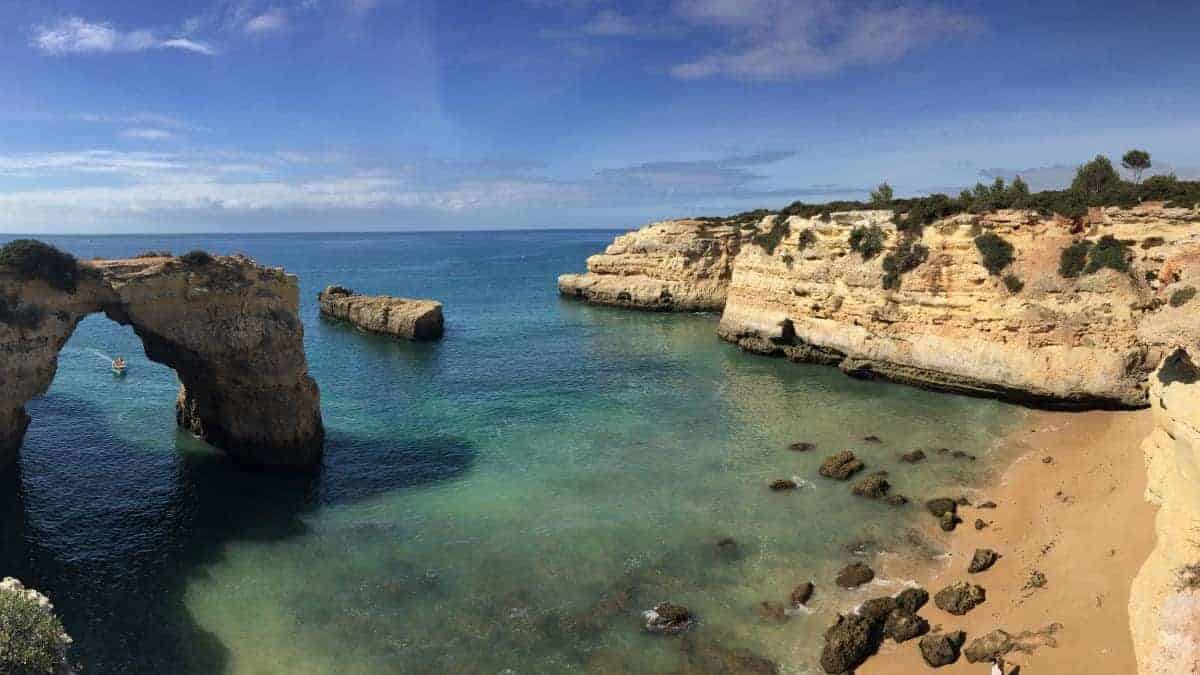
[1122,149,1152,184]
[870,182,894,206]
[1071,155,1122,200]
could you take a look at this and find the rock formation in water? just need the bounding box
[1131,345,1200,674]
[558,218,751,311]
[564,204,1200,408]
[318,285,444,341]
[0,251,324,471]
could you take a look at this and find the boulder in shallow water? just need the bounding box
[790,582,814,607]
[769,478,798,491]
[920,630,966,667]
[934,581,986,615]
[835,562,875,589]
[644,602,693,634]
[900,449,926,463]
[968,548,1001,574]
[318,285,444,341]
[819,613,881,674]
[680,637,779,674]
[819,451,865,480]
[851,475,891,499]
[788,441,816,452]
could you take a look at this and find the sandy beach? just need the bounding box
[859,408,1156,673]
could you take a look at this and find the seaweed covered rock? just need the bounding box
[819,451,865,480]
[851,474,891,499]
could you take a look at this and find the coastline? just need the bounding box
[858,408,1156,673]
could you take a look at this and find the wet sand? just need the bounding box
[859,409,1156,674]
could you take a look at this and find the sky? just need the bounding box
[1,0,1199,233]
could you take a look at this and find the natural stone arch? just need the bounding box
[0,253,324,471]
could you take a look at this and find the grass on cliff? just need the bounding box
[0,240,81,293]
[0,587,69,675]
[848,225,886,260]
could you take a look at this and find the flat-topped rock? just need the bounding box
[318,285,444,341]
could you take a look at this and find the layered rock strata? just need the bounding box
[716,205,1200,408]
[558,218,750,311]
[0,254,324,471]
[318,286,444,341]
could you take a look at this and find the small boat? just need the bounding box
[111,358,127,376]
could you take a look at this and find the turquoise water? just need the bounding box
[1,232,1025,673]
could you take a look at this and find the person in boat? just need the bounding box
[112,357,127,372]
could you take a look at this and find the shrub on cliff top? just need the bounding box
[0,582,71,675]
[135,250,172,258]
[1059,240,1092,278]
[179,250,215,266]
[848,225,886,260]
[1170,286,1197,308]
[0,240,80,293]
[974,233,1015,275]
[1085,235,1132,274]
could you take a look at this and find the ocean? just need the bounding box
[0,231,1026,673]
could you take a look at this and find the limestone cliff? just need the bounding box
[318,286,444,341]
[716,205,1200,408]
[558,218,750,311]
[0,253,323,471]
[1131,346,1200,674]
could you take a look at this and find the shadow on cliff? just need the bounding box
[0,390,477,674]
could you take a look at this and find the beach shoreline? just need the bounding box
[855,408,1156,673]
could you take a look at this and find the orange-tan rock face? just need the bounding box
[558,219,749,311]
[717,205,1200,408]
[0,255,323,471]
[318,286,444,341]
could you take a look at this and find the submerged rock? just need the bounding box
[788,441,816,452]
[934,581,986,615]
[819,613,881,674]
[318,285,444,341]
[756,601,789,622]
[920,630,966,667]
[899,449,927,463]
[680,637,779,674]
[790,582,814,607]
[835,563,875,589]
[968,548,1001,574]
[863,435,883,443]
[819,451,865,480]
[768,478,799,491]
[644,602,693,634]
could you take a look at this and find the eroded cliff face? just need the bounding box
[717,205,1200,408]
[558,218,750,311]
[317,285,444,341]
[0,255,323,471]
[1131,347,1200,674]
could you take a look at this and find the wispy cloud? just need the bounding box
[119,128,176,141]
[244,8,289,34]
[598,150,796,188]
[33,17,218,56]
[669,2,981,81]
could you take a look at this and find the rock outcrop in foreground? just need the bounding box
[564,205,1200,408]
[558,218,749,311]
[318,286,444,341]
[0,253,324,471]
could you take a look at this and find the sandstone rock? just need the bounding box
[819,450,865,480]
[0,253,323,471]
[968,548,1001,574]
[899,449,926,463]
[318,285,444,341]
[643,602,692,634]
[934,581,986,615]
[894,587,929,614]
[851,474,891,499]
[883,609,929,643]
[964,629,1015,663]
[920,630,966,667]
[835,562,874,589]
[558,218,749,311]
[820,613,880,674]
[790,582,814,607]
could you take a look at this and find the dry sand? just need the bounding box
[858,408,1156,674]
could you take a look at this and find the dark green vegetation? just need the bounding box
[0,240,81,293]
[179,250,215,266]
[0,586,69,675]
[135,250,173,258]
[870,182,893,206]
[1058,240,1093,278]
[1122,149,1152,184]
[973,233,1015,275]
[1141,237,1166,249]
[1085,235,1132,274]
[1170,286,1196,308]
[882,237,929,290]
[796,228,818,250]
[1002,274,1025,294]
[848,225,886,260]
[753,216,791,254]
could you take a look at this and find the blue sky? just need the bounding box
[1,0,1199,232]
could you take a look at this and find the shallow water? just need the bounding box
[2,231,1026,673]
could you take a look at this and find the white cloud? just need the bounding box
[120,129,176,141]
[33,17,218,56]
[581,10,641,37]
[244,8,289,34]
[670,1,980,81]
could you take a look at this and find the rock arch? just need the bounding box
[0,254,324,471]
